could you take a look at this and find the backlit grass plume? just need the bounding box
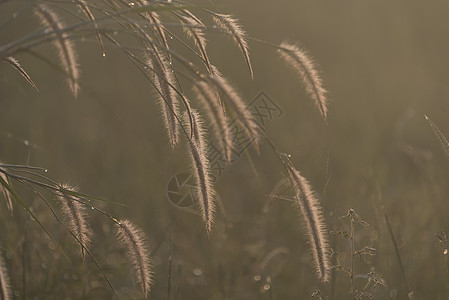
[278,42,328,121]
[34,3,80,98]
[0,250,11,300]
[0,166,13,216]
[2,57,38,91]
[116,219,152,298]
[184,110,216,234]
[425,114,449,158]
[212,13,253,79]
[208,74,259,146]
[180,14,212,73]
[146,48,180,149]
[56,184,91,259]
[73,0,104,56]
[135,0,170,54]
[281,154,331,282]
[193,81,232,163]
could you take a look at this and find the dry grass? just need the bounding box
[0,1,446,299]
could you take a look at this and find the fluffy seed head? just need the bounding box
[56,184,91,259]
[116,220,152,298]
[146,48,180,149]
[0,250,11,300]
[193,81,232,163]
[208,74,259,146]
[184,110,216,234]
[180,14,212,73]
[278,42,328,121]
[281,154,331,282]
[2,57,38,91]
[212,13,253,78]
[35,3,80,98]
[0,166,13,216]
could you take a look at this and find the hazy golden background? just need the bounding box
[1,0,449,298]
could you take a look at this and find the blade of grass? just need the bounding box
[0,175,72,263]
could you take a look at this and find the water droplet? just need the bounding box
[44,169,48,173]
[24,140,29,146]
[91,207,94,210]
[102,53,106,57]
[253,275,261,281]
[170,35,174,40]
[193,268,202,276]
[263,284,270,291]
[444,249,447,255]
[129,2,135,6]
[287,153,291,158]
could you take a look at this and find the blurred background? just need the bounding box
[1,0,449,298]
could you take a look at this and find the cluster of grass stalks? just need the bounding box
[2,0,447,299]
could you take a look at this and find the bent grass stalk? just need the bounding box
[211,13,254,79]
[193,81,232,163]
[184,110,215,234]
[281,154,331,283]
[2,56,38,91]
[278,42,328,121]
[34,3,80,99]
[116,219,153,298]
[208,74,259,145]
[146,48,181,149]
[0,250,11,300]
[56,184,91,260]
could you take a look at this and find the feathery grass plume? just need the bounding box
[193,81,232,163]
[73,0,105,56]
[146,48,180,149]
[208,74,259,145]
[0,166,13,216]
[184,110,216,233]
[425,115,449,158]
[116,219,152,298]
[34,3,80,98]
[134,0,170,52]
[0,251,11,300]
[281,154,331,282]
[263,177,292,213]
[278,42,328,121]
[212,13,254,78]
[2,57,38,91]
[179,14,212,73]
[56,184,91,259]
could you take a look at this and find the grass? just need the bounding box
[0,0,449,299]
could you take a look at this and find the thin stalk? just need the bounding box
[350,216,355,300]
[384,213,414,299]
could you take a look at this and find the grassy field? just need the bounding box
[1,0,449,299]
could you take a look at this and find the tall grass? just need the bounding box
[0,0,446,299]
